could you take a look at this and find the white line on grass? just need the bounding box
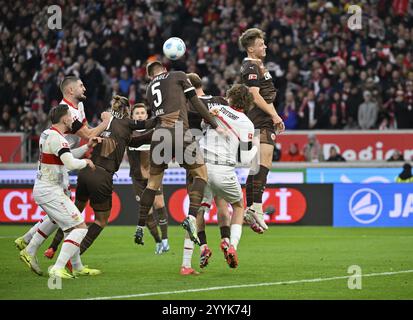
[82,269,413,300]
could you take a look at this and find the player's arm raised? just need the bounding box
[75,111,111,139]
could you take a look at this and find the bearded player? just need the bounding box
[15,76,111,256]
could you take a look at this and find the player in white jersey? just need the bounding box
[181,83,258,272]
[15,76,111,259]
[19,105,101,279]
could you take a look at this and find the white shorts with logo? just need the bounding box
[33,183,83,231]
[202,163,243,206]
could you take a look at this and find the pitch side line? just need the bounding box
[82,269,413,300]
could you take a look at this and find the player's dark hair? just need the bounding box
[49,104,69,124]
[60,76,80,94]
[187,73,202,89]
[146,61,165,77]
[226,84,254,112]
[239,28,265,51]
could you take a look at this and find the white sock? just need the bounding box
[182,238,194,268]
[23,221,41,243]
[26,217,58,256]
[230,224,242,250]
[54,229,87,270]
[70,251,84,271]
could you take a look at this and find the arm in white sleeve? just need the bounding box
[60,152,88,171]
[71,144,89,159]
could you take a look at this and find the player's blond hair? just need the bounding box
[226,84,254,112]
[238,28,265,51]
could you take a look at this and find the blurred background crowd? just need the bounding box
[0,0,412,161]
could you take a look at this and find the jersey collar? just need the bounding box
[62,98,78,110]
[50,126,65,136]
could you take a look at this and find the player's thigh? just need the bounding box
[260,143,274,168]
[75,167,91,203]
[40,197,84,232]
[89,169,114,213]
[210,170,242,205]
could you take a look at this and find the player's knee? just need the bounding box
[153,195,164,209]
[95,212,110,228]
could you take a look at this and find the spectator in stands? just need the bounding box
[394,89,413,129]
[387,150,405,162]
[327,146,346,162]
[280,90,299,130]
[396,163,413,183]
[281,143,305,162]
[298,90,321,129]
[1,1,413,161]
[303,134,324,163]
[358,91,378,129]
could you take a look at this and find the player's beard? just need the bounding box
[77,93,87,101]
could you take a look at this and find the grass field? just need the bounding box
[0,225,412,300]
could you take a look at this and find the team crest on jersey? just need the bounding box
[271,133,276,141]
[248,74,258,80]
[61,142,69,148]
[248,133,253,140]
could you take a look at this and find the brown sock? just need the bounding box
[198,230,207,246]
[252,166,269,204]
[188,177,206,218]
[146,213,161,243]
[154,207,168,240]
[137,188,157,226]
[49,228,64,251]
[245,175,254,207]
[80,223,103,255]
[220,226,231,239]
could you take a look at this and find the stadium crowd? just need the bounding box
[1,0,413,161]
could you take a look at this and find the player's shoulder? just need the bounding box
[241,58,260,72]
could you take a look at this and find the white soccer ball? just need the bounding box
[163,37,186,60]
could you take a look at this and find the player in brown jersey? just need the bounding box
[239,28,285,232]
[127,103,169,253]
[71,96,156,257]
[134,61,220,257]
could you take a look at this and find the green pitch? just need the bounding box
[0,225,412,300]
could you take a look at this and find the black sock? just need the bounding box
[137,188,157,226]
[198,230,207,246]
[146,212,161,243]
[245,175,254,207]
[80,223,103,255]
[188,178,206,218]
[220,226,231,239]
[252,165,269,204]
[49,228,64,251]
[155,207,168,239]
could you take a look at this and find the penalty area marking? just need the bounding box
[82,269,413,300]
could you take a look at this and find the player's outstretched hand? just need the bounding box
[101,111,111,122]
[87,137,103,148]
[85,159,96,171]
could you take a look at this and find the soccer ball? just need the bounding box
[163,37,186,60]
